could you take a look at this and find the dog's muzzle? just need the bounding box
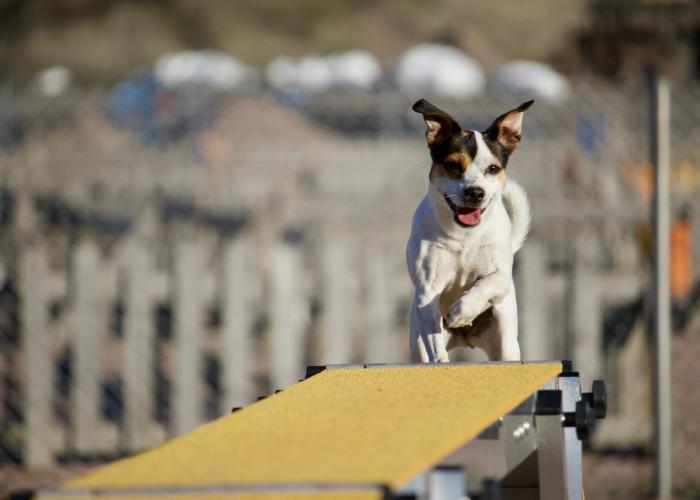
[444,196,482,227]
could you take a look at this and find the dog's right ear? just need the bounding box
[412,99,460,146]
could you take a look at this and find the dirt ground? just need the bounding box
[1,463,93,499]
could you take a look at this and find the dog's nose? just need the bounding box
[464,186,485,202]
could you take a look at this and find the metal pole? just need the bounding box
[649,70,672,500]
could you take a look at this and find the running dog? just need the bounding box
[407,99,533,362]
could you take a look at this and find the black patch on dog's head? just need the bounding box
[429,130,477,164]
[482,134,511,167]
[412,99,477,163]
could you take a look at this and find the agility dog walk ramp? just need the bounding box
[37,361,605,500]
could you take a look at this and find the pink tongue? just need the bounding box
[457,208,481,226]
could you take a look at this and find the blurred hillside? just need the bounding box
[0,0,587,84]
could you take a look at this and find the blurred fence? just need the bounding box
[0,81,699,468]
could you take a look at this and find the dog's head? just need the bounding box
[413,99,533,227]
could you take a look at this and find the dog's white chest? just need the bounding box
[460,243,492,270]
[450,238,500,280]
[437,243,498,314]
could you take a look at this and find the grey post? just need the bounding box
[364,242,396,363]
[123,241,165,450]
[221,237,255,409]
[71,242,116,453]
[534,411,567,500]
[19,246,54,466]
[517,239,550,360]
[428,467,466,500]
[557,375,584,500]
[650,70,672,500]
[572,233,602,387]
[172,242,205,436]
[320,239,354,365]
[269,242,308,390]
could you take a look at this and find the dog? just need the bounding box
[406,98,533,362]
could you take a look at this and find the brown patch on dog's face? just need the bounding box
[430,150,473,181]
[428,130,478,182]
[480,158,508,187]
[497,164,508,186]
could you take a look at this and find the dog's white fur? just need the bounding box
[406,119,531,363]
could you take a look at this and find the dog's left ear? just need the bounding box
[483,100,534,153]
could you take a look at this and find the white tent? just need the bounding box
[266,50,381,92]
[32,66,73,97]
[154,50,258,90]
[394,43,485,99]
[490,60,570,102]
[326,50,382,90]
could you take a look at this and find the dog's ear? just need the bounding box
[483,100,534,153]
[412,99,461,146]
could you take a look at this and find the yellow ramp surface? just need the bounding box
[52,491,382,500]
[63,363,561,494]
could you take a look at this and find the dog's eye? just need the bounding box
[486,164,501,175]
[442,161,462,173]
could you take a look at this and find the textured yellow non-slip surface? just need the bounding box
[63,363,561,492]
[49,491,382,500]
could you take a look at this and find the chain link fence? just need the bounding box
[0,80,699,496]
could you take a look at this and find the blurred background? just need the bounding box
[0,0,699,498]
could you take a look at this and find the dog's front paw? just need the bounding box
[445,300,477,329]
[428,352,450,363]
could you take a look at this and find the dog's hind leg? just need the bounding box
[492,283,521,360]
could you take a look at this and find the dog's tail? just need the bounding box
[503,179,531,253]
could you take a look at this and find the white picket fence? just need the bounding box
[9,226,647,467]
[14,229,415,466]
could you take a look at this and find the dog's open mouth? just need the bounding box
[444,197,482,226]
